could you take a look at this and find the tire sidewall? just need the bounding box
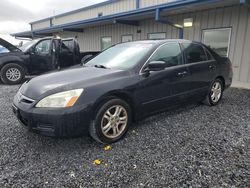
[92,98,132,144]
[208,79,223,106]
[0,63,25,85]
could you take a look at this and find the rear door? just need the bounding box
[181,42,217,99]
[59,39,75,68]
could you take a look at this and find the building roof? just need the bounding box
[12,0,246,38]
[30,0,117,25]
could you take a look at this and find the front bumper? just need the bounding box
[12,96,93,137]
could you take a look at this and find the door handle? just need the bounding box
[178,71,188,76]
[209,65,216,70]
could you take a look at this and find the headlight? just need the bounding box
[36,89,84,108]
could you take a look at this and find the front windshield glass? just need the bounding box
[86,43,154,70]
[0,44,10,53]
[19,39,39,52]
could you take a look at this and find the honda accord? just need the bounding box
[13,40,233,143]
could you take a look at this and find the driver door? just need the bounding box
[29,39,53,74]
[136,42,189,115]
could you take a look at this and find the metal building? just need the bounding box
[13,0,250,88]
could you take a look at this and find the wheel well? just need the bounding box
[216,76,225,89]
[0,61,27,74]
[92,92,135,121]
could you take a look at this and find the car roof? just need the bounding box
[120,39,198,46]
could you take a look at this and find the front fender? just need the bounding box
[0,55,27,72]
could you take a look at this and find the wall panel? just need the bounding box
[57,5,250,86]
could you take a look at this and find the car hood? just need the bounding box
[20,66,127,100]
[0,38,21,52]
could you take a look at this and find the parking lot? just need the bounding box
[0,84,249,188]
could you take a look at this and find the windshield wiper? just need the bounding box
[94,64,108,69]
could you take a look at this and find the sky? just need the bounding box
[0,0,106,44]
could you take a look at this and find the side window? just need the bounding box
[150,43,183,68]
[34,40,51,54]
[0,45,10,53]
[183,43,207,64]
[62,40,74,52]
[61,40,73,53]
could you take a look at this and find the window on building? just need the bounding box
[150,43,183,68]
[121,35,133,43]
[0,45,10,53]
[101,37,112,50]
[34,39,51,54]
[183,43,207,64]
[148,33,166,40]
[202,28,231,57]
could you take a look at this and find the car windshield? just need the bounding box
[0,45,10,53]
[19,39,39,52]
[86,43,154,70]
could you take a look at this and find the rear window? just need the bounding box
[183,43,207,63]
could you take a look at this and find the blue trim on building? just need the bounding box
[155,8,161,21]
[37,0,218,30]
[13,0,241,37]
[50,18,53,27]
[136,0,140,9]
[113,19,139,26]
[155,8,183,39]
[179,28,184,39]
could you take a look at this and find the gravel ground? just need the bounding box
[0,84,249,188]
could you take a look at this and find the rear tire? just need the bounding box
[203,79,223,106]
[0,63,25,85]
[89,98,131,144]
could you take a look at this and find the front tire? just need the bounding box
[0,63,25,85]
[89,98,132,144]
[203,79,223,106]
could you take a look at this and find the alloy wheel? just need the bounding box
[101,105,128,139]
[211,81,222,103]
[6,68,21,82]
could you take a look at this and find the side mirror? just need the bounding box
[24,48,32,55]
[24,51,30,55]
[81,54,93,65]
[145,61,166,72]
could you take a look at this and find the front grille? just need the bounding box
[17,92,35,104]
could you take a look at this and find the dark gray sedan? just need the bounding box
[13,39,233,143]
